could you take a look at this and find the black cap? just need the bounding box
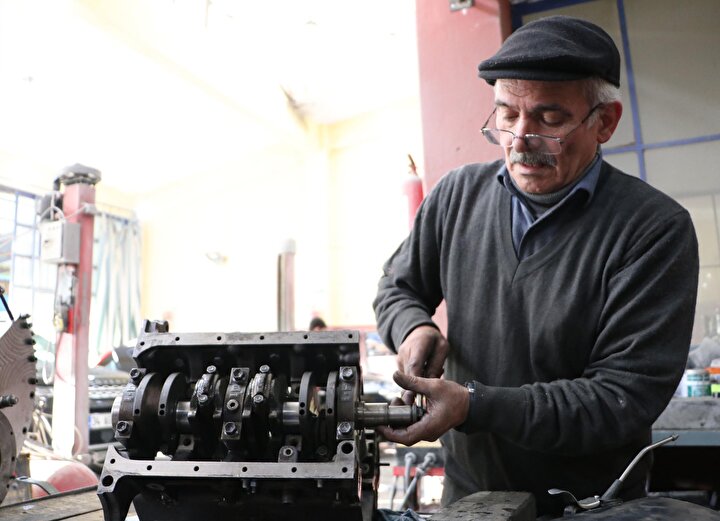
[478,16,621,87]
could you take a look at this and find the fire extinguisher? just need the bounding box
[404,154,424,230]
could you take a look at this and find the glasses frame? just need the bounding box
[481,103,603,155]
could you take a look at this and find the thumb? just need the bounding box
[393,371,426,394]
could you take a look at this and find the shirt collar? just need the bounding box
[495,151,603,207]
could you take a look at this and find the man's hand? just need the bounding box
[396,326,449,404]
[377,371,469,445]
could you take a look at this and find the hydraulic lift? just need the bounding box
[38,165,101,457]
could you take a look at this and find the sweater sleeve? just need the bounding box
[373,176,449,351]
[459,209,699,456]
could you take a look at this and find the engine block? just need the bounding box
[97,321,421,521]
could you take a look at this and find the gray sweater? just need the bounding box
[373,160,699,516]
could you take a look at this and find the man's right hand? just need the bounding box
[377,371,469,445]
[396,325,450,404]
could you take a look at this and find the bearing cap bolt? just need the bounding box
[259,365,270,374]
[197,394,209,405]
[206,365,217,374]
[232,369,245,382]
[129,368,142,381]
[224,422,237,436]
[340,367,354,381]
[337,421,353,435]
[0,395,19,409]
[253,394,265,405]
[116,421,130,434]
[226,399,239,411]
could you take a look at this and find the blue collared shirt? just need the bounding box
[497,153,602,260]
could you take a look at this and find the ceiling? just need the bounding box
[0,0,420,197]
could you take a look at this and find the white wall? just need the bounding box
[325,99,424,327]
[137,140,326,333]
[136,98,423,334]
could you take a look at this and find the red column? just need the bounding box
[416,0,509,190]
[51,180,96,456]
[415,0,510,333]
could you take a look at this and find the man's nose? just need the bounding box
[510,118,532,152]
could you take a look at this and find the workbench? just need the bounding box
[650,397,720,504]
[653,396,720,445]
[1,486,533,521]
[0,486,135,521]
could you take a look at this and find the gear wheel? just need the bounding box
[0,316,37,502]
[0,412,17,503]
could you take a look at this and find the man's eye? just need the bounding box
[541,114,567,127]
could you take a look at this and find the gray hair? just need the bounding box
[582,77,621,126]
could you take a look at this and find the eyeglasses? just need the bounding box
[480,104,603,155]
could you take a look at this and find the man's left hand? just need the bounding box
[377,371,470,445]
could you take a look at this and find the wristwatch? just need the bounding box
[464,381,476,395]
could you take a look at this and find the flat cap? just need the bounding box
[478,16,621,87]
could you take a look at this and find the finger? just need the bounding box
[376,425,396,442]
[378,421,438,446]
[376,425,416,446]
[400,389,416,406]
[396,354,406,375]
[425,339,448,378]
[425,355,444,378]
[393,371,430,396]
[404,351,427,378]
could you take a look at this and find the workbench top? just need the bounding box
[0,486,137,521]
[2,487,533,521]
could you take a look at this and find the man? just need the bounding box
[373,15,699,517]
[309,317,328,331]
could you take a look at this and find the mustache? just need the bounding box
[509,149,557,167]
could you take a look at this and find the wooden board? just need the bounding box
[429,491,536,521]
[3,486,534,521]
[0,486,133,521]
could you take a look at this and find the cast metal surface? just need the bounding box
[0,412,17,504]
[551,497,720,520]
[0,316,37,503]
[98,321,421,521]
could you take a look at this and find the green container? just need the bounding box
[683,369,710,397]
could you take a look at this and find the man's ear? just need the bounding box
[597,101,623,144]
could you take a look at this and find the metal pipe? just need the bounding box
[277,239,296,331]
[354,402,423,427]
[282,402,300,428]
[601,434,678,501]
[400,452,437,510]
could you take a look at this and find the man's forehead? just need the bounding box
[493,79,584,111]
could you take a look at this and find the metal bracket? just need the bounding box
[450,0,473,11]
[15,476,60,495]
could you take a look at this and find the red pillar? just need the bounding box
[415,0,510,332]
[51,171,98,456]
[416,0,510,190]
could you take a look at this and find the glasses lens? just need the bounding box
[525,135,561,154]
[482,129,511,147]
[483,130,562,155]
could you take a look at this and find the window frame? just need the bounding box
[510,0,720,182]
